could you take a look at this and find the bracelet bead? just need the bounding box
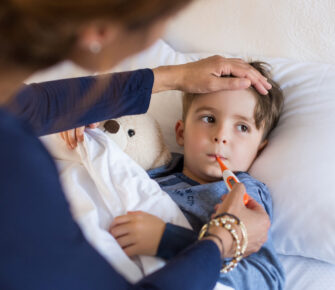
[198,213,248,273]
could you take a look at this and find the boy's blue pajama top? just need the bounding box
[150,153,285,290]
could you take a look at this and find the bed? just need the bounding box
[29,0,335,289]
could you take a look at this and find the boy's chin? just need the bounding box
[204,174,222,183]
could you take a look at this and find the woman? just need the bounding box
[0,1,271,289]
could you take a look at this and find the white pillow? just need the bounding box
[115,40,335,264]
[249,59,335,264]
[28,39,335,264]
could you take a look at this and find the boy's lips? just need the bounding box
[207,154,227,160]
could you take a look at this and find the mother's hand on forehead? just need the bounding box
[152,55,272,95]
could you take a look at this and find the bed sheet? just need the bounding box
[279,254,335,290]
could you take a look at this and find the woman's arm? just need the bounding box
[136,240,221,290]
[10,56,270,143]
[6,69,153,136]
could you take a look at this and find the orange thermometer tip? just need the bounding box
[215,156,228,172]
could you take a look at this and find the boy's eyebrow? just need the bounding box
[194,106,218,114]
[233,114,255,124]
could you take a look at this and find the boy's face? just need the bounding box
[176,89,267,184]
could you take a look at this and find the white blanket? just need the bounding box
[41,129,231,289]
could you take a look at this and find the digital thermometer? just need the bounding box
[216,156,249,205]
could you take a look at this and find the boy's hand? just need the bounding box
[59,122,100,150]
[109,211,166,257]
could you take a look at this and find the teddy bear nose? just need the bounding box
[103,120,120,134]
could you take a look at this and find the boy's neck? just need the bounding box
[182,167,221,185]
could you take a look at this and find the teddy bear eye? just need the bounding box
[128,129,135,137]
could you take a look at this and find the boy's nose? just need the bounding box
[214,137,227,144]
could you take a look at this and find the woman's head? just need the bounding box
[0,0,191,70]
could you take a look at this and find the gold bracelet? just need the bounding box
[198,213,248,273]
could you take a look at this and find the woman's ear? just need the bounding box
[257,139,268,156]
[175,120,185,147]
[76,21,120,52]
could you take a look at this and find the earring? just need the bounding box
[89,41,102,54]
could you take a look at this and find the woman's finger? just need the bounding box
[62,131,74,150]
[75,127,85,142]
[88,122,100,129]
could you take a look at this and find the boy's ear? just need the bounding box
[257,139,268,156]
[175,120,185,147]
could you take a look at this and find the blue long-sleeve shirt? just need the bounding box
[0,70,221,290]
[149,153,285,290]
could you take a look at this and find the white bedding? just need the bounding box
[41,130,230,290]
[41,130,191,283]
[279,254,335,290]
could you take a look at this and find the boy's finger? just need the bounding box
[110,215,132,228]
[115,234,135,249]
[123,244,139,257]
[110,224,131,238]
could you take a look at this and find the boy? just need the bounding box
[110,62,285,289]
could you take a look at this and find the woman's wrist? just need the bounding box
[199,213,249,273]
[152,65,183,93]
[207,226,234,258]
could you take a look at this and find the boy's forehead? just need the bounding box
[190,89,257,112]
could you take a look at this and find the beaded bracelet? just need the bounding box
[198,213,248,273]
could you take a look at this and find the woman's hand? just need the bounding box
[210,183,271,258]
[109,211,166,257]
[152,55,272,95]
[59,122,100,149]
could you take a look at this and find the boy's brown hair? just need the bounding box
[182,61,284,140]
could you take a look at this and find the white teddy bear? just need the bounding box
[100,114,171,170]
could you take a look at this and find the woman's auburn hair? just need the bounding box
[0,0,192,69]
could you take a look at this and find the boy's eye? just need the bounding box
[202,116,215,123]
[237,124,249,133]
